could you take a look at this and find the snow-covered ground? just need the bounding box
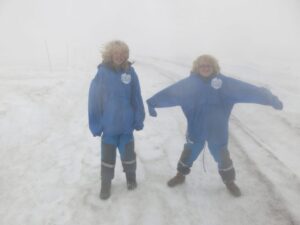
[1,0,300,224]
[1,57,300,225]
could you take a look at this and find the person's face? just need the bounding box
[112,48,128,66]
[198,61,214,77]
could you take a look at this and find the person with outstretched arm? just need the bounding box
[146,55,283,197]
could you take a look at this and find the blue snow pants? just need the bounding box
[177,138,235,183]
[100,133,136,181]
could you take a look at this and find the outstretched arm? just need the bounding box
[223,77,283,110]
[146,77,195,117]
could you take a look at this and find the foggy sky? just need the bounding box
[0,0,299,71]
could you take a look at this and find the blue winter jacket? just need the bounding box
[147,73,283,146]
[88,63,145,136]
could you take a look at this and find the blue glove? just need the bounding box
[148,105,157,117]
[134,123,144,131]
[146,100,158,117]
[261,88,283,110]
[93,131,102,137]
[271,96,283,110]
[90,124,103,137]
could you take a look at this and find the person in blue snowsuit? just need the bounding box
[88,40,145,200]
[146,55,283,197]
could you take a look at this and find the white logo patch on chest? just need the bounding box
[121,73,131,84]
[211,77,223,89]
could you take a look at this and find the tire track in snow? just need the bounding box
[230,116,300,224]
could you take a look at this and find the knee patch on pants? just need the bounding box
[218,149,235,183]
[121,141,136,173]
[101,143,117,181]
[177,146,192,175]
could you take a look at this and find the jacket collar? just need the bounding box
[190,72,219,82]
[99,61,132,73]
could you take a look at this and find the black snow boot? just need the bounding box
[100,179,111,200]
[225,181,241,197]
[167,172,185,187]
[126,172,137,190]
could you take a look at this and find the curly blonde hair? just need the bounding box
[101,40,130,70]
[191,55,220,75]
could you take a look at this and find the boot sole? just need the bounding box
[100,193,111,200]
[167,179,185,188]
